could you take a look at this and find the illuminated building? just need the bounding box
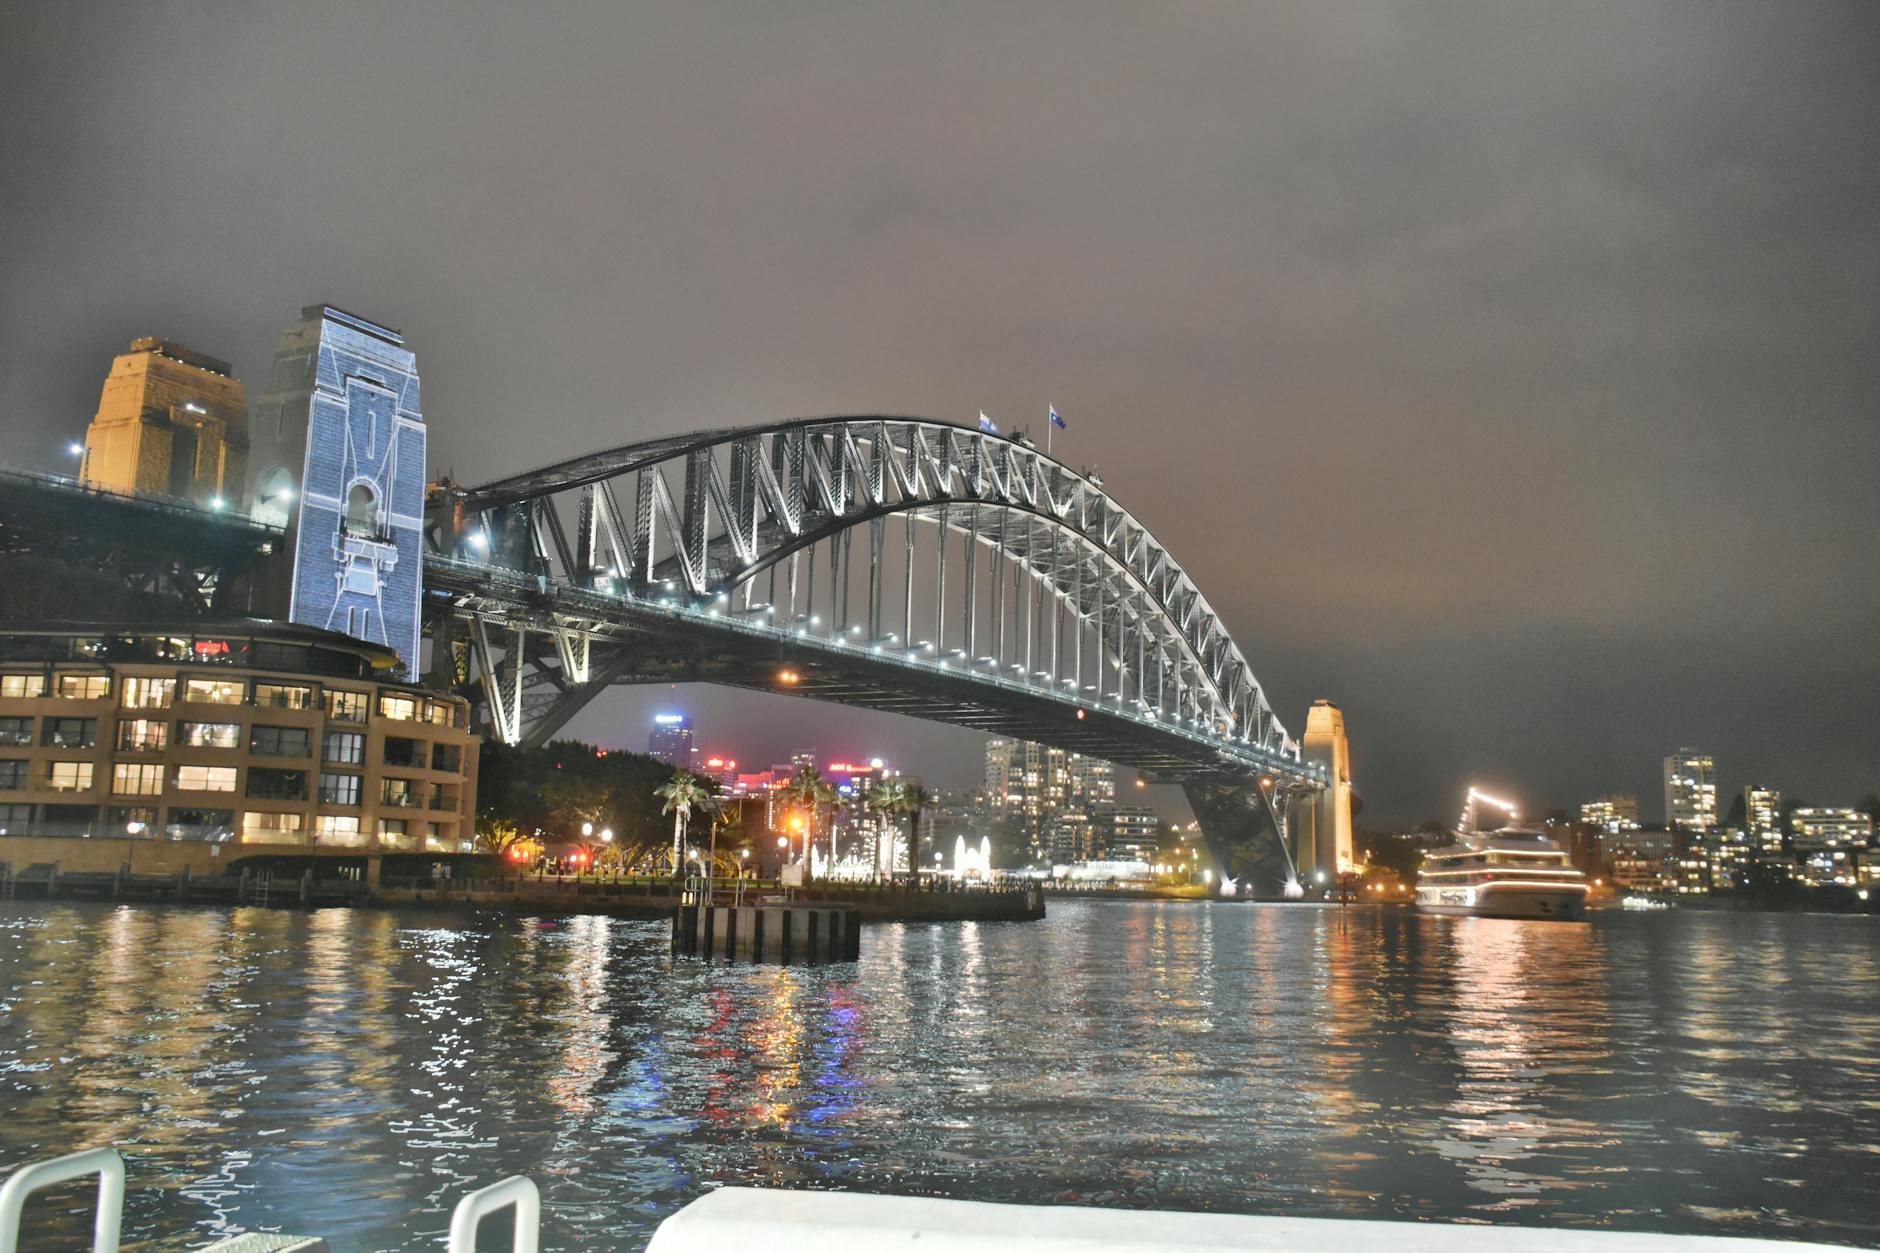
[1579,793,1639,834]
[0,622,476,850]
[250,307,427,681]
[983,737,1120,859]
[1663,748,1716,835]
[1743,786,1783,854]
[80,338,248,510]
[1789,808,1872,853]
[647,713,696,767]
[1298,700,1355,877]
[1107,805,1160,860]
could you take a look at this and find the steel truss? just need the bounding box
[422,417,1323,876]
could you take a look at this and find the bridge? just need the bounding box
[419,417,1331,886]
[2,418,1341,888]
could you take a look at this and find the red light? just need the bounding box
[193,640,231,656]
[1075,709,1086,720]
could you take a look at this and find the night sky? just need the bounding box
[3,4,1876,827]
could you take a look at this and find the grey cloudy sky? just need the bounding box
[3,2,1876,825]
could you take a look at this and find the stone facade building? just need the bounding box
[80,338,249,508]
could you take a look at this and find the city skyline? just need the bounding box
[4,5,1877,824]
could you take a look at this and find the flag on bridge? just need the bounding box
[978,412,999,434]
[1049,404,1067,430]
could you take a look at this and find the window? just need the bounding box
[38,804,98,837]
[41,717,97,748]
[378,694,418,722]
[47,761,94,791]
[184,677,245,705]
[344,482,379,538]
[381,777,420,808]
[117,718,168,751]
[379,817,410,847]
[323,731,365,765]
[165,808,235,842]
[0,802,32,832]
[0,760,27,790]
[421,701,453,727]
[53,673,110,700]
[240,811,305,843]
[430,742,462,773]
[383,737,422,768]
[250,725,310,757]
[324,689,368,722]
[245,767,306,800]
[0,717,31,746]
[253,683,313,710]
[313,814,366,846]
[174,764,238,792]
[1,674,45,699]
[319,772,362,806]
[111,763,165,796]
[108,805,157,836]
[178,722,242,749]
[119,677,175,709]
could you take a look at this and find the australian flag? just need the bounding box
[1049,404,1067,430]
[978,412,999,434]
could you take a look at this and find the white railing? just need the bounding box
[0,1147,124,1253]
[447,1175,541,1253]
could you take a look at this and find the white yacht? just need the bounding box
[1416,788,1590,920]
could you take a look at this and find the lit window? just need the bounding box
[178,722,242,749]
[112,763,165,796]
[381,777,419,807]
[0,674,46,699]
[184,678,246,705]
[108,805,157,836]
[379,817,411,847]
[313,814,366,846]
[53,674,110,700]
[324,689,368,723]
[253,683,313,710]
[378,694,418,722]
[240,811,305,843]
[119,677,176,709]
[174,764,238,792]
[48,761,94,791]
[117,719,168,751]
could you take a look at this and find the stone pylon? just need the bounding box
[1298,700,1354,884]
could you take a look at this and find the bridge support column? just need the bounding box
[1183,781,1296,898]
[1299,700,1354,885]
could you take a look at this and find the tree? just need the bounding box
[898,782,930,881]
[656,770,716,875]
[780,764,833,871]
[864,779,905,878]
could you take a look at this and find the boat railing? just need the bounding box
[0,1146,123,1253]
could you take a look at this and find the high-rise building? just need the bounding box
[1108,806,1160,860]
[1789,809,1872,853]
[983,738,1119,859]
[1744,786,1783,854]
[80,338,248,510]
[1664,749,1716,835]
[1579,794,1639,834]
[648,713,695,768]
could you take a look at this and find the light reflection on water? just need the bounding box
[0,901,1874,1250]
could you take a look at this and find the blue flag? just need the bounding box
[1049,404,1066,430]
[978,412,999,434]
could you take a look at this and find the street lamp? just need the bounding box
[581,821,593,837]
[600,828,613,843]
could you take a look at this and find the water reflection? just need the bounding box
[0,902,1874,1250]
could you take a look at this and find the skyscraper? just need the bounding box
[648,713,696,768]
[1664,748,1717,835]
[984,737,1118,860]
[1744,786,1783,854]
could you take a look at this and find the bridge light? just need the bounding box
[777,668,800,685]
[67,441,84,457]
[1075,709,1085,720]
[209,496,226,511]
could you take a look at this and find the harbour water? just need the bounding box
[0,900,1874,1249]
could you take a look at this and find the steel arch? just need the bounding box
[431,416,1300,763]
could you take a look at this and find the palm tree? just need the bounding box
[656,769,715,876]
[780,763,829,871]
[866,779,906,879]
[898,782,930,882]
